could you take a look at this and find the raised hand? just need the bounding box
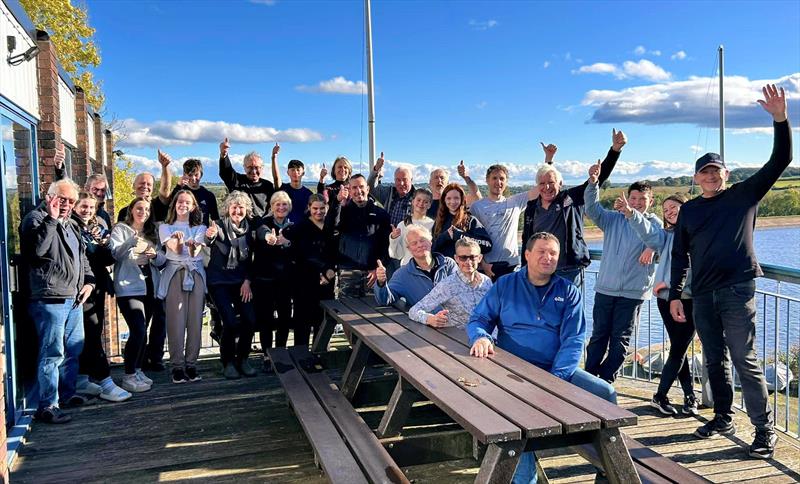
[540,142,557,163]
[220,137,230,158]
[276,230,289,246]
[157,149,172,168]
[613,191,633,217]
[319,163,328,182]
[612,128,627,152]
[447,225,455,239]
[374,151,385,173]
[337,185,350,203]
[426,310,449,328]
[588,159,602,184]
[757,84,787,122]
[206,220,219,239]
[457,160,467,179]
[265,228,278,245]
[272,142,280,158]
[389,224,401,240]
[53,141,65,169]
[45,193,61,219]
[638,247,655,265]
[375,259,387,285]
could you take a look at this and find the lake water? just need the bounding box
[584,226,800,359]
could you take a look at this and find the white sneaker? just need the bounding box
[121,374,151,393]
[77,380,103,397]
[135,369,153,386]
[99,383,132,402]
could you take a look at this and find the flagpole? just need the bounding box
[365,0,377,170]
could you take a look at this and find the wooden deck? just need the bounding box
[10,344,800,483]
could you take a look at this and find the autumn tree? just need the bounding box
[112,157,136,215]
[20,0,104,110]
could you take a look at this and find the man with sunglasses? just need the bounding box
[21,179,96,424]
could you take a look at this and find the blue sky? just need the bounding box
[88,0,800,185]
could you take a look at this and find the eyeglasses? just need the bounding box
[57,196,77,206]
[456,254,480,262]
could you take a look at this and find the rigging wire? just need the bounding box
[359,1,366,174]
[690,50,720,195]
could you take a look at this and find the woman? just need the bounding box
[432,183,493,258]
[205,191,257,379]
[409,237,492,329]
[252,191,296,367]
[317,156,352,211]
[73,192,131,401]
[389,188,435,265]
[110,197,166,393]
[618,192,697,416]
[159,190,207,384]
[282,194,337,347]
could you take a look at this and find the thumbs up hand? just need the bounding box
[612,128,627,152]
[614,191,634,217]
[220,137,230,158]
[588,159,602,185]
[374,152,385,173]
[457,160,468,179]
[272,142,280,158]
[158,149,172,168]
[426,309,449,327]
[540,142,557,163]
[265,228,278,245]
[375,259,387,285]
[319,163,328,182]
[390,224,401,240]
[206,220,219,239]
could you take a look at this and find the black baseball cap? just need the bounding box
[694,153,726,174]
[288,159,305,169]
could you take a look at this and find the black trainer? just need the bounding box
[650,394,678,416]
[34,406,72,424]
[185,366,202,382]
[695,415,736,438]
[682,394,699,416]
[60,394,87,408]
[748,428,777,459]
[172,368,189,384]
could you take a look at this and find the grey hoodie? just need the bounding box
[109,223,166,297]
[585,183,660,300]
[626,211,692,300]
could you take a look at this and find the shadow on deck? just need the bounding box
[10,348,800,484]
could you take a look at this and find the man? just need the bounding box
[21,179,96,424]
[53,143,112,227]
[468,164,539,281]
[427,162,482,217]
[521,133,627,286]
[584,173,659,384]
[171,158,220,225]
[116,166,170,223]
[670,84,791,459]
[273,156,313,224]
[325,174,392,297]
[468,232,616,483]
[367,152,415,226]
[219,137,276,218]
[374,225,457,307]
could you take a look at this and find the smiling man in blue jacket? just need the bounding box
[468,232,616,484]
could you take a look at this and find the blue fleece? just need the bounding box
[467,270,586,380]
[374,253,457,307]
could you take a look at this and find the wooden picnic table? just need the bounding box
[316,297,643,484]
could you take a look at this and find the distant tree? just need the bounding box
[20,0,104,110]
[112,157,136,214]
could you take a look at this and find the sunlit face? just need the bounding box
[662,199,682,226]
[455,245,481,276]
[228,202,247,225]
[288,166,304,184]
[309,201,327,223]
[75,198,96,223]
[444,189,463,214]
[183,168,202,189]
[334,160,350,181]
[394,168,412,197]
[349,177,369,204]
[429,170,448,193]
[694,165,729,196]
[51,186,78,219]
[525,238,560,279]
[486,170,507,197]
[134,174,154,198]
[537,172,562,204]
[405,230,432,260]
[271,199,290,219]
[244,156,264,182]
[627,189,653,213]
[174,193,195,217]
[412,193,432,215]
[88,180,107,200]
[132,200,151,225]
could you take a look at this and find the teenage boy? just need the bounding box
[584,165,660,384]
[273,156,313,224]
[170,158,219,226]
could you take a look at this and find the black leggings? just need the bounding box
[293,274,335,347]
[254,280,293,351]
[656,298,696,398]
[79,290,111,381]
[117,271,154,374]
[208,284,256,364]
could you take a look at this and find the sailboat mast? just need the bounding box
[719,45,725,161]
[365,0,377,170]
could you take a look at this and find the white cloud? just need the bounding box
[469,19,498,31]
[117,119,324,148]
[543,60,550,69]
[574,62,620,76]
[295,76,367,95]
[573,60,671,81]
[651,50,662,57]
[249,0,276,5]
[689,145,704,153]
[634,45,646,56]
[580,72,800,129]
[671,50,687,61]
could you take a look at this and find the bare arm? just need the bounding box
[270,143,281,188]
[458,161,483,204]
[157,149,172,204]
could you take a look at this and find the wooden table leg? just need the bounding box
[475,440,526,484]
[340,338,371,401]
[591,428,641,484]
[377,377,421,438]
[311,312,336,353]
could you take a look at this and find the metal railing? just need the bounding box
[587,248,800,439]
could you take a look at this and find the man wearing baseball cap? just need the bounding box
[669,84,792,459]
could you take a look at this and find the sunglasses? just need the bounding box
[456,254,480,262]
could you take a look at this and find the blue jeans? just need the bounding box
[513,369,616,484]
[29,299,85,410]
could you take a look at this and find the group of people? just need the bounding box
[21,84,789,474]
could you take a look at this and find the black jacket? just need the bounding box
[250,216,296,282]
[282,218,337,281]
[204,217,251,286]
[432,213,493,258]
[73,214,114,295]
[219,155,275,218]
[325,199,391,271]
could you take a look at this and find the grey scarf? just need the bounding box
[218,217,250,270]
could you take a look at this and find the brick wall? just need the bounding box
[92,113,104,174]
[72,88,90,187]
[34,30,60,196]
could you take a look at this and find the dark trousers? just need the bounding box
[655,298,695,398]
[208,283,256,364]
[693,280,772,430]
[487,261,517,282]
[79,291,111,381]
[294,274,335,347]
[254,280,293,351]
[145,298,167,365]
[585,293,643,383]
[117,294,154,374]
[556,267,584,288]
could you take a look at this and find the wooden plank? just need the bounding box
[367,302,601,434]
[289,347,410,484]
[575,443,672,484]
[268,348,368,484]
[437,324,637,428]
[380,430,474,467]
[377,377,422,438]
[341,338,372,400]
[323,299,521,444]
[592,428,641,484]
[311,312,336,353]
[623,435,711,484]
[474,440,526,484]
[343,298,562,439]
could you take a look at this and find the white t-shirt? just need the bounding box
[469,192,528,265]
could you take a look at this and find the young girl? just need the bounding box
[159,190,207,384]
[110,197,166,394]
[389,188,435,265]
[432,183,493,258]
[620,193,697,416]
